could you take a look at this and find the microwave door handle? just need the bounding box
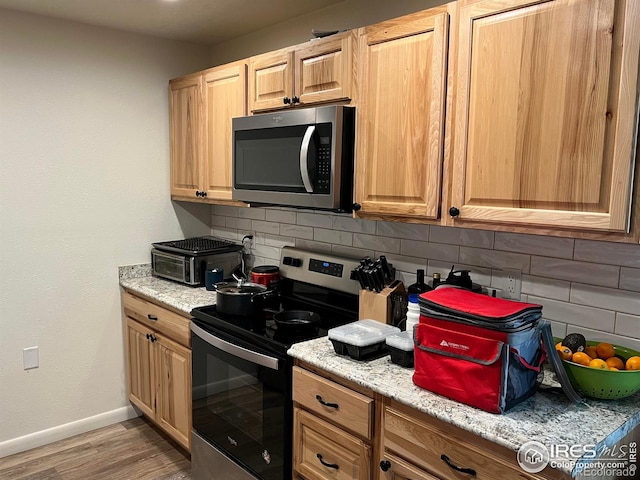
[299,125,316,193]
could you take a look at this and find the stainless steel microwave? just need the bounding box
[232,105,355,212]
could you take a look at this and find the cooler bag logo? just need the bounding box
[440,339,470,351]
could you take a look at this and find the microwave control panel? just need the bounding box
[316,136,331,194]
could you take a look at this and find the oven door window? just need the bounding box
[192,327,288,480]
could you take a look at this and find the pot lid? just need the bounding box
[215,282,266,294]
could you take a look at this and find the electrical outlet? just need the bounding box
[23,346,39,370]
[502,268,521,300]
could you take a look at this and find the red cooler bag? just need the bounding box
[412,288,545,414]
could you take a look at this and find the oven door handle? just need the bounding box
[299,125,316,193]
[191,322,280,370]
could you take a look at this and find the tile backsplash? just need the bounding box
[210,205,640,350]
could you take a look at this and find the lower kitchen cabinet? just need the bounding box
[292,366,374,480]
[123,291,192,451]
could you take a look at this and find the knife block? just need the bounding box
[358,282,405,324]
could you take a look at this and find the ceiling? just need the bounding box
[0,0,344,45]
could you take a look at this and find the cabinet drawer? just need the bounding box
[293,367,373,440]
[384,406,540,480]
[294,407,371,480]
[122,292,190,347]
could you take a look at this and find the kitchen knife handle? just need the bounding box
[379,255,393,283]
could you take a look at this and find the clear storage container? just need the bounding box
[328,319,400,360]
[385,331,415,367]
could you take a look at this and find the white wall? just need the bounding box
[0,9,212,448]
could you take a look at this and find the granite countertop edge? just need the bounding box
[288,338,640,478]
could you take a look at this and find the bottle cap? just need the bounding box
[408,294,419,303]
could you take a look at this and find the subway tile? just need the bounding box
[354,233,400,254]
[280,224,313,240]
[570,283,640,316]
[528,295,616,332]
[297,212,333,229]
[295,239,332,253]
[401,239,459,263]
[530,257,619,288]
[265,209,297,224]
[333,216,377,234]
[566,325,640,352]
[252,220,280,235]
[211,227,238,241]
[521,275,571,302]
[383,255,427,277]
[494,232,574,259]
[574,240,640,268]
[548,320,568,340]
[331,245,374,259]
[377,221,430,241]
[430,226,494,249]
[211,215,226,227]
[238,208,266,220]
[314,228,352,246]
[253,244,281,261]
[225,217,252,230]
[615,313,640,338]
[212,205,239,217]
[459,247,531,273]
[620,267,640,293]
[261,234,296,248]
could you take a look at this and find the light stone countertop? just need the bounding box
[118,265,216,315]
[288,337,640,478]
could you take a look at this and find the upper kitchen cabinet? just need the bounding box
[354,6,451,220]
[170,73,203,199]
[248,30,355,112]
[202,61,247,203]
[170,62,247,205]
[447,0,640,239]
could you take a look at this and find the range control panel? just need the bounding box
[279,247,360,295]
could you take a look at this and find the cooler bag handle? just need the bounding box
[509,344,547,373]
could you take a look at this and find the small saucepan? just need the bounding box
[273,310,321,332]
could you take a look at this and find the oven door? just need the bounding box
[191,320,291,480]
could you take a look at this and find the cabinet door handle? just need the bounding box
[379,460,391,472]
[146,333,151,340]
[316,453,339,470]
[283,96,291,104]
[147,314,158,321]
[441,454,476,477]
[292,96,300,104]
[315,394,339,409]
[449,206,460,217]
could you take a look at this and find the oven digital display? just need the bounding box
[309,258,343,277]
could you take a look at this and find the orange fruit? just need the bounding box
[556,346,573,361]
[609,367,619,371]
[596,342,615,359]
[585,346,598,359]
[625,356,640,371]
[605,357,625,370]
[572,352,592,366]
[589,358,608,369]
[556,341,563,350]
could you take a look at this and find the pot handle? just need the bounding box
[250,289,277,303]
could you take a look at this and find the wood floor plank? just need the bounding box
[0,417,192,480]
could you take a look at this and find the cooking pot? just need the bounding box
[214,279,274,317]
[273,310,320,331]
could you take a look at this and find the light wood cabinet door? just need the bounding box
[379,452,440,480]
[125,318,155,419]
[294,408,371,480]
[355,8,450,219]
[156,334,191,451]
[293,31,354,106]
[249,48,294,112]
[249,32,355,112]
[203,61,247,202]
[449,0,640,233]
[169,73,203,199]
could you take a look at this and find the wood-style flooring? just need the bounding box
[0,417,191,480]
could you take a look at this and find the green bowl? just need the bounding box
[557,341,640,400]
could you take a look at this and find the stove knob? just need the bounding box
[283,256,293,265]
[291,258,302,267]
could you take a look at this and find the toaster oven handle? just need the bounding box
[299,125,316,193]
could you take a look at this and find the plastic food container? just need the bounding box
[386,331,415,368]
[328,320,400,360]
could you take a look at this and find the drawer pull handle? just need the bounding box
[316,453,339,470]
[441,455,476,477]
[315,395,339,409]
[147,314,158,321]
[379,460,391,472]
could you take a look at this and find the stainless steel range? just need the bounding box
[190,247,361,480]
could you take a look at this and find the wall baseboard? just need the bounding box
[0,405,140,459]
